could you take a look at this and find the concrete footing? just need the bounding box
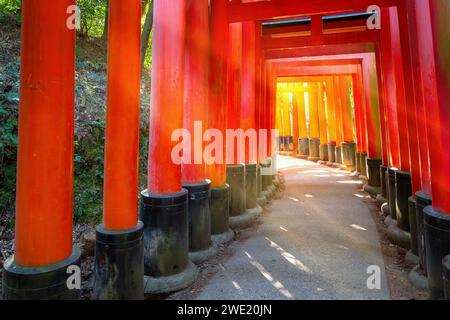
[408,265,429,290]
[405,250,420,267]
[229,206,260,230]
[211,229,234,246]
[387,223,411,250]
[189,244,218,265]
[143,261,198,294]
[335,146,342,165]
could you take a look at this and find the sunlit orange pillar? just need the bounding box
[380,8,401,223]
[307,83,320,162]
[361,54,383,196]
[382,8,413,242]
[352,68,366,175]
[3,0,80,300]
[207,0,233,243]
[291,84,300,156]
[241,20,261,218]
[277,87,291,152]
[333,77,344,165]
[338,76,356,171]
[324,78,337,164]
[421,0,450,300]
[404,0,432,282]
[226,22,247,229]
[295,84,309,158]
[317,82,329,163]
[140,0,197,294]
[93,0,143,300]
[182,0,216,263]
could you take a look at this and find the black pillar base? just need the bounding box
[93,222,144,300]
[327,142,336,165]
[416,191,432,275]
[355,152,362,173]
[377,165,389,206]
[443,255,450,300]
[360,153,368,177]
[319,144,329,163]
[211,184,230,236]
[308,138,320,161]
[256,165,267,206]
[2,248,81,300]
[395,170,412,232]
[140,189,198,294]
[424,206,450,299]
[341,141,356,171]
[183,180,216,264]
[227,165,246,217]
[364,158,382,198]
[245,163,258,210]
[387,167,398,220]
[408,196,419,258]
[334,146,343,165]
[298,138,309,158]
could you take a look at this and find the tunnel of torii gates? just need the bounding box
[3,0,450,301]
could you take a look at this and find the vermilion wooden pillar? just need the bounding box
[182,0,216,263]
[317,82,329,162]
[307,83,320,162]
[241,21,257,163]
[324,78,337,164]
[3,0,80,300]
[338,76,356,171]
[103,0,141,232]
[93,0,144,300]
[140,0,198,294]
[208,0,233,243]
[361,54,383,195]
[333,77,344,164]
[227,22,249,229]
[291,85,300,156]
[352,67,367,175]
[403,0,433,285]
[295,84,309,158]
[422,0,450,299]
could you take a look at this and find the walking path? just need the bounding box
[195,156,390,300]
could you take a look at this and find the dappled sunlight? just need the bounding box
[265,237,312,274]
[335,244,349,250]
[244,251,294,299]
[350,224,367,231]
[287,196,300,202]
[304,194,314,198]
[219,264,243,293]
[280,226,289,232]
[298,170,329,174]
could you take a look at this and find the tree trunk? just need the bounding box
[101,0,109,44]
[140,0,154,72]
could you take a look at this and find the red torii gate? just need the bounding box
[3,0,450,301]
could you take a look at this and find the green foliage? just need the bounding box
[0,0,21,15]
[77,0,108,38]
[0,62,19,216]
